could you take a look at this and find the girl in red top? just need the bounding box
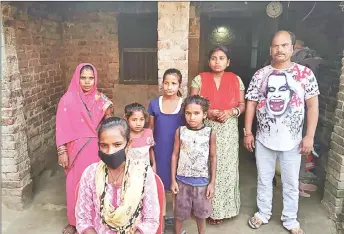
[124,103,157,172]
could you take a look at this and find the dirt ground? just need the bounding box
[2,147,337,234]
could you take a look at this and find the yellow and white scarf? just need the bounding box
[95,156,149,234]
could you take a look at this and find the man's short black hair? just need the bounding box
[271,30,296,46]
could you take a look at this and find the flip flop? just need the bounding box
[248,215,263,229]
[299,190,311,198]
[299,182,317,192]
[165,216,174,226]
[290,228,305,234]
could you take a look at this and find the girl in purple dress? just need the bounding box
[148,69,184,228]
[148,68,184,191]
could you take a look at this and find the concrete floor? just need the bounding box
[2,147,337,234]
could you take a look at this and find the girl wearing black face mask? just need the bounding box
[75,117,160,234]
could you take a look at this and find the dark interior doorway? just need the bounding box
[199,15,258,87]
[199,15,259,136]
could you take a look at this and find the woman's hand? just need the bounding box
[104,105,114,120]
[207,109,220,120]
[58,153,69,169]
[217,109,232,123]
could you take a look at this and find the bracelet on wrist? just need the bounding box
[57,145,67,156]
[243,128,253,137]
[236,107,241,117]
[231,107,240,118]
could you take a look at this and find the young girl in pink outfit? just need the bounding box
[124,103,156,172]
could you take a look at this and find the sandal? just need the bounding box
[290,228,305,234]
[207,217,224,225]
[299,182,317,192]
[248,215,263,229]
[299,190,311,198]
[164,216,174,226]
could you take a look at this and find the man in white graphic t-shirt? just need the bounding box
[244,31,319,234]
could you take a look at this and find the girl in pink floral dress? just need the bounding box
[124,103,156,172]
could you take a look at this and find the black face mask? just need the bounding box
[98,148,126,169]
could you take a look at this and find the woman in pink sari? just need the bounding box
[56,63,114,234]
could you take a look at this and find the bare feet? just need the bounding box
[62,224,76,234]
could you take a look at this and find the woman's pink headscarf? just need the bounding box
[56,63,112,147]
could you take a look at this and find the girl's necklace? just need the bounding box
[108,168,125,186]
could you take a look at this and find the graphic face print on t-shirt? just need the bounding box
[266,73,292,116]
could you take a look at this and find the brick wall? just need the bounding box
[294,17,343,194]
[157,2,190,96]
[2,2,65,208]
[2,3,33,209]
[188,4,200,87]
[13,3,65,177]
[63,11,118,101]
[307,15,344,230]
[315,62,341,183]
[2,2,160,209]
[63,11,158,117]
[322,53,344,230]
